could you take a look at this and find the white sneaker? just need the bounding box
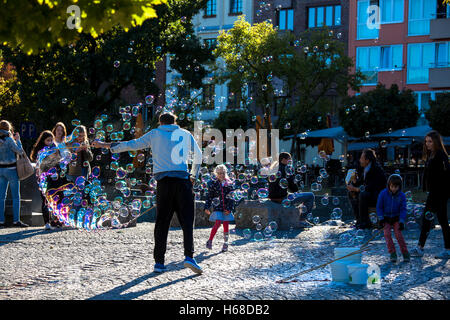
[410,246,424,257]
[435,249,450,259]
[44,223,55,230]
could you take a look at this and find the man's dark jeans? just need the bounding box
[154,177,195,264]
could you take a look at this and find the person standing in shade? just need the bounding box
[346,149,387,229]
[52,122,67,146]
[0,120,28,228]
[92,112,203,274]
[30,130,63,230]
[66,125,93,182]
[410,131,450,259]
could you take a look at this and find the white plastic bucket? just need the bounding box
[347,263,369,285]
[330,261,350,283]
[334,247,362,264]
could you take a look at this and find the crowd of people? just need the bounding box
[0,113,449,274]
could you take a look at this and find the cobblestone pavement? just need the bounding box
[0,221,448,300]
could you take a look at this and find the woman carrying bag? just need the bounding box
[0,120,29,228]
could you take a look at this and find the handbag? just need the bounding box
[16,152,35,180]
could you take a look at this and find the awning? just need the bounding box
[347,141,378,151]
[371,125,433,139]
[284,126,352,141]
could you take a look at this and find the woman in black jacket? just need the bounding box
[411,131,450,259]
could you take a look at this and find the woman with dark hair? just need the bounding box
[0,120,28,228]
[30,130,61,230]
[51,122,67,146]
[66,125,93,182]
[410,131,450,259]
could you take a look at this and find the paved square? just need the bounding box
[0,222,448,300]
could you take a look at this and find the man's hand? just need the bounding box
[204,209,211,215]
[13,132,20,141]
[224,210,230,215]
[346,184,359,192]
[91,140,110,149]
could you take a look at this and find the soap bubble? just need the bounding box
[243,228,252,239]
[321,197,329,206]
[113,61,120,68]
[145,95,155,104]
[425,211,434,221]
[332,197,340,206]
[254,232,264,241]
[252,215,261,224]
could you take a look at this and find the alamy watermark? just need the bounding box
[66,5,81,30]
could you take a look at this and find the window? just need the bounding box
[202,84,215,110]
[278,8,294,31]
[204,0,216,17]
[357,45,403,84]
[356,46,380,85]
[436,1,450,18]
[407,43,435,83]
[435,42,450,67]
[227,85,240,109]
[408,0,436,36]
[229,0,242,15]
[380,0,403,23]
[204,38,217,50]
[380,45,403,69]
[357,0,380,39]
[307,5,341,28]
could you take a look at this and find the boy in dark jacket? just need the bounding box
[376,174,410,263]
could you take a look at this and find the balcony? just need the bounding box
[428,67,450,88]
[430,18,450,40]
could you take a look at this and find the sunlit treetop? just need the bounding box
[0,0,166,54]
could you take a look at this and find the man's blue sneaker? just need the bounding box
[154,263,166,273]
[183,257,203,274]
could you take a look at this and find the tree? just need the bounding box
[426,92,450,136]
[0,54,20,115]
[339,84,420,138]
[0,0,167,54]
[214,17,363,155]
[212,109,248,135]
[0,0,213,133]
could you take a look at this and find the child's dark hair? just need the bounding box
[387,174,403,190]
[30,130,55,162]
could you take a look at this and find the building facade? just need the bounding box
[349,0,450,118]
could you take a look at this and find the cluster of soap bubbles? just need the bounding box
[242,215,278,242]
[37,102,159,231]
[339,229,371,247]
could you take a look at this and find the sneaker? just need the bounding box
[153,263,167,273]
[403,252,411,262]
[44,223,56,230]
[206,240,212,250]
[434,249,450,259]
[410,246,424,257]
[183,257,203,275]
[390,252,397,263]
[222,243,228,252]
[13,221,29,228]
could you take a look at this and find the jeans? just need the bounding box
[419,193,450,249]
[291,192,315,218]
[0,168,21,223]
[154,177,195,264]
[384,222,408,254]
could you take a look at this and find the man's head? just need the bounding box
[159,112,177,125]
[360,148,376,168]
[279,152,292,165]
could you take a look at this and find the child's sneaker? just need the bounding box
[410,246,424,257]
[44,223,56,231]
[206,240,212,250]
[153,263,166,273]
[434,249,450,259]
[221,243,228,252]
[183,257,203,274]
[402,252,410,262]
[390,252,397,263]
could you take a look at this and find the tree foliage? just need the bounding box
[426,92,450,136]
[212,109,248,135]
[214,17,363,154]
[0,0,169,54]
[0,0,213,133]
[339,84,420,138]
